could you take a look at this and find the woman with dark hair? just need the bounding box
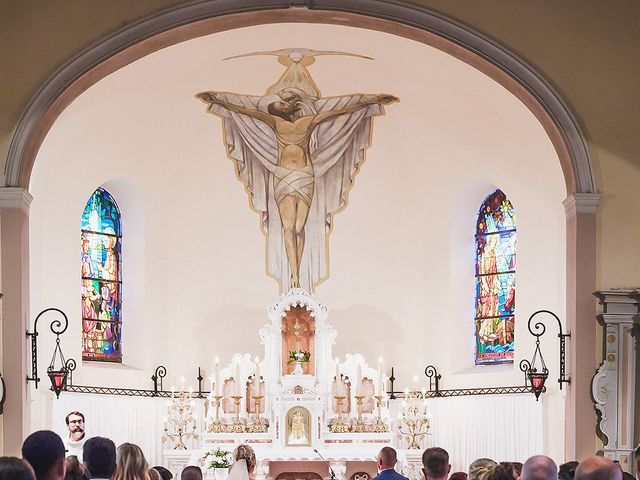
[558,461,578,480]
[0,457,36,480]
[485,464,514,480]
[65,456,89,480]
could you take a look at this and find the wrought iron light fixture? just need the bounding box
[26,308,71,398]
[521,309,571,400]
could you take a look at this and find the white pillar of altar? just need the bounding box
[592,289,640,475]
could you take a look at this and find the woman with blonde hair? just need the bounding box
[227,445,256,480]
[115,443,150,480]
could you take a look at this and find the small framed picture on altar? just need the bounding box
[285,406,311,447]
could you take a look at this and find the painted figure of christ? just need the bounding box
[197,49,397,292]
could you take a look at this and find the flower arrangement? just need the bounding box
[288,349,311,363]
[203,448,233,469]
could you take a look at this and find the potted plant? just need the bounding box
[288,349,311,375]
[202,448,232,480]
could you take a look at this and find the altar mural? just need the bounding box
[198,48,397,293]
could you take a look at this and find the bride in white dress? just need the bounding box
[226,445,257,480]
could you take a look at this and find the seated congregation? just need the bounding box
[1,430,637,480]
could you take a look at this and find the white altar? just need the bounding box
[188,289,394,480]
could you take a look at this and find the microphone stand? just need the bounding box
[314,448,337,480]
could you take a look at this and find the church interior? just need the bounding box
[1,1,639,479]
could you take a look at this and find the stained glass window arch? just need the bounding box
[474,189,516,365]
[81,187,122,362]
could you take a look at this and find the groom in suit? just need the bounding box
[372,447,409,480]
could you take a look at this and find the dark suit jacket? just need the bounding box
[372,468,410,480]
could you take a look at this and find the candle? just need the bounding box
[254,356,261,382]
[171,386,175,398]
[412,374,418,393]
[209,376,214,394]
[356,364,362,396]
[234,364,241,396]
[377,357,384,395]
[214,357,220,396]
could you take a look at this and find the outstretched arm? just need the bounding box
[196,92,275,127]
[312,94,398,127]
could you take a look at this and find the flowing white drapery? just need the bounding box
[390,394,543,472]
[52,392,541,472]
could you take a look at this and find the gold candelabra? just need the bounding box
[206,395,226,433]
[398,390,430,449]
[329,395,350,433]
[162,389,199,449]
[248,395,268,433]
[352,395,367,432]
[371,395,389,432]
[230,395,246,433]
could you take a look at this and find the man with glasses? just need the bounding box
[64,411,86,460]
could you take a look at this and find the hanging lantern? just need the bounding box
[47,336,68,399]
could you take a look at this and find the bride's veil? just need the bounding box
[227,459,249,480]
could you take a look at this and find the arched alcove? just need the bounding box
[1,1,598,461]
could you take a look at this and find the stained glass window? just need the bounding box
[81,188,122,362]
[474,189,516,365]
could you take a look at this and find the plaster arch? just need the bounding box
[0,0,598,460]
[4,1,594,194]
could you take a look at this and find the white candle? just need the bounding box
[356,364,362,395]
[254,356,261,382]
[412,374,418,392]
[171,386,175,398]
[377,357,384,395]
[214,357,220,396]
[234,364,241,396]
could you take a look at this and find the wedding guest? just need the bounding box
[180,467,202,480]
[0,457,36,480]
[115,444,149,480]
[449,473,467,480]
[152,467,172,480]
[558,461,578,480]
[83,437,116,480]
[64,412,87,461]
[486,464,514,480]
[422,447,450,480]
[148,469,162,480]
[469,459,497,480]
[232,445,256,479]
[22,431,66,480]
[373,447,408,480]
[574,456,621,480]
[65,457,89,480]
[521,456,557,480]
[507,462,522,480]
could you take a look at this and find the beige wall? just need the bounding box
[2,0,639,287]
